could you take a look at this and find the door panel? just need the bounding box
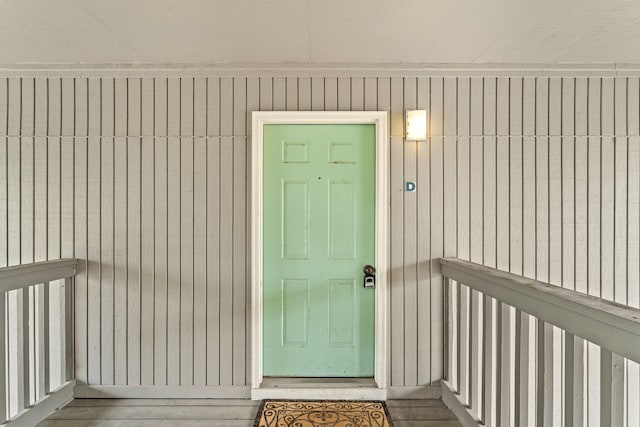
[328,180,356,259]
[328,279,356,347]
[282,181,309,259]
[281,279,309,346]
[263,124,375,377]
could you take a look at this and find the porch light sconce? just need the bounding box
[405,110,428,141]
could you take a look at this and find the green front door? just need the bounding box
[263,124,376,377]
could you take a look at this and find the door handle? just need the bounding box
[363,265,376,288]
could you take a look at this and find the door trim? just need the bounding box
[251,111,389,399]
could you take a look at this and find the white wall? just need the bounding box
[1,0,640,64]
[0,70,639,407]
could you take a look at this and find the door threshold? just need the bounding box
[252,377,386,401]
[261,377,377,388]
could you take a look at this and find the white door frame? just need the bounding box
[251,111,389,400]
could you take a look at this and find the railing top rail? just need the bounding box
[0,259,77,293]
[440,257,640,363]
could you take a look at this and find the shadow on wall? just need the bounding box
[388,259,445,288]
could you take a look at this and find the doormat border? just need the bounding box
[253,399,393,427]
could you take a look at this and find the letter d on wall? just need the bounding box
[405,181,416,192]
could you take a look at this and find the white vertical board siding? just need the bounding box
[0,73,639,404]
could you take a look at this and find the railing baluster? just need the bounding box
[495,300,502,427]
[565,332,575,427]
[470,289,482,419]
[456,280,462,394]
[500,302,512,427]
[36,284,45,401]
[444,277,450,382]
[544,323,554,427]
[536,318,545,427]
[64,276,74,381]
[482,295,492,426]
[611,354,624,427]
[43,282,50,395]
[601,348,613,425]
[536,320,554,427]
[573,337,584,427]
[601,348,624,427]
[8,291,14,418]
[563,334,585,427]
[24,287,32,409]
[468,287,474,409]
[0,291,6,424]
[59,280,66,384]
[516,309,530,425]
[17,288,30,411]
[514,309,521,425]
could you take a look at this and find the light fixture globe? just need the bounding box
[405,109,428,141]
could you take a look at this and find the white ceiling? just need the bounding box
[1,0,639,65]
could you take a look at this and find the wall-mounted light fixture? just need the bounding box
[405,110,428,141]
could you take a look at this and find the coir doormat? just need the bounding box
[254,400,393,427]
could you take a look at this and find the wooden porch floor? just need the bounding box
[38,398,462,426]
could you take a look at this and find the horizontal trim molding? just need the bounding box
[73,385,442,400]
[2,62,640,77]
[2,133,640,139]
[74,386,251,399]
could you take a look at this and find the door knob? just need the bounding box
[363,265,376,288]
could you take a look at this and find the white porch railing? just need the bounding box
[440,258,640,427]
[0,259,76,426]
